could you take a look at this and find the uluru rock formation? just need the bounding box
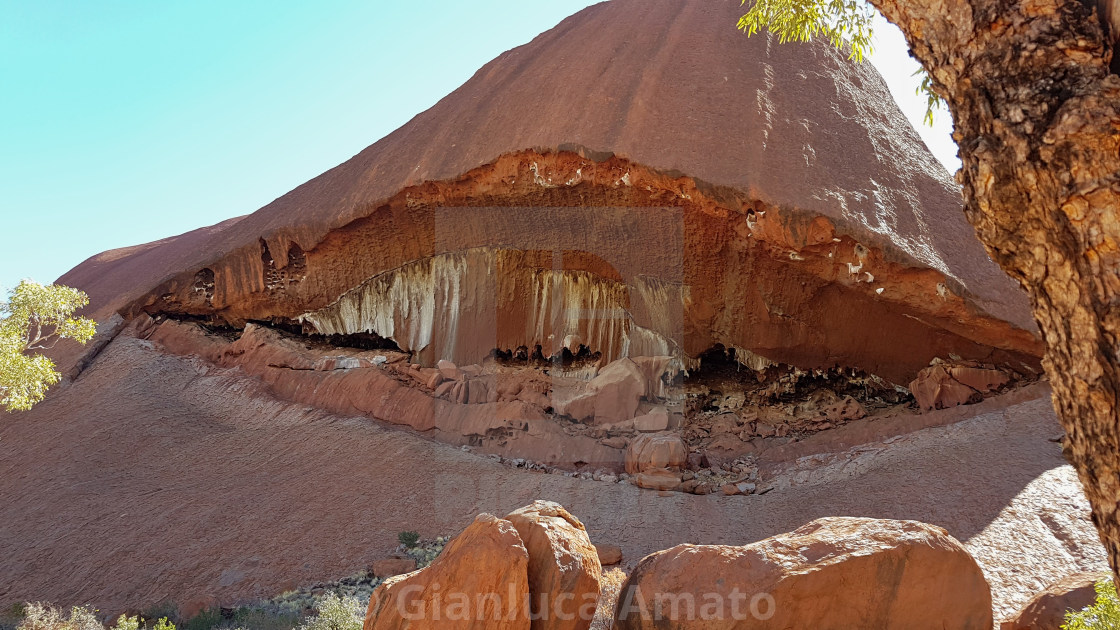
[60,0,1038,383]
[39,0,1051,478]
[6,0,1106,625]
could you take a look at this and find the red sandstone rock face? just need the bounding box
[595,544,623,567]
[613,517,993,629]
[142,318,624,469]
[504,501,601,630]
[910,362,1012,411]
[364,513,531,630]
[625,434,688,475]
[365,505,605,630]
[1000,571,1110,630]
[54,0,1040,389]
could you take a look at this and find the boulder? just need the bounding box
[632,409,670,432]
[951,365,1010,393]
[364,513,530,629]
[719,481,755,495]
[422,368,444,389]
[505,501,602,630]
[371,556,417,579]
[1000,571,1110,630]
[595,544,623,566]
[625,433,687,474]
[612,517,992,629]
[437,359,464,381]
[555,359,644,424]
[601,436,628,449]
[632,469,682,491]
[910,362,1009,411]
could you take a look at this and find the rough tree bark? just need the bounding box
[868,0,1120,583]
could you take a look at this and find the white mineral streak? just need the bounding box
[732,346,776,372]
[299,248,701,366]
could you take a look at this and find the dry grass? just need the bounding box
[590,567,627,630]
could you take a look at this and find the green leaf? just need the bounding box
[1,280,97,412]
[738,0,876,61]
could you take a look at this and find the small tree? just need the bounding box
[1,280,96,412]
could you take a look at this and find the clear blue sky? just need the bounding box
[0,1,955,295]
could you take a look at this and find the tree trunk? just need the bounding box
[871,0,1120,583]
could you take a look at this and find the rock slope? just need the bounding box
[0,334,1103,621]
[55,0,1038,387]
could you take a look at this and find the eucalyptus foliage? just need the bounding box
[737,0,944,125]
[737,0,875,61]
[1063,579,1120,630]
[1,280,96,412]
[296,595,362,630]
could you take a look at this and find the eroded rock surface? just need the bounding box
[911,361,1013,411]
[55,0,1039,394]
[505,501,601,630]
[364,513,530,630]
[613,517,993,629]
[1000,571,1110,630]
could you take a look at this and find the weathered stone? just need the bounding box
[625,433,687,474]
[434,380,455,400]
[632,469,682,491]
[437,359,463,381]
[911,363,993,411]
[601,436,628,449]
[467,379,489,404]
[613,517,992,629]
[555,359,645,425]
[691,482,714,495]
[505,500,601,630]
[370,556,417,579]
[422,368,444,389]
[951,365,1010,393]
[818,395,867,423]
[1001,571,1110,630]
[595,543,623,566]
[632,409,670,432]
[364,513,530,630]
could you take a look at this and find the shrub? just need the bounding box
[16,604,102,630]
[178,608,221,630]
[1,604,28,630]
[396,532,420,549]
[1063,579,1120,630]
[296,595,361,630]
[109,617,138,630]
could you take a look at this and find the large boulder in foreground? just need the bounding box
[364,513,530,630]
[1001,571,1110,630]
[612,517,992,629]
[505,500,602,630]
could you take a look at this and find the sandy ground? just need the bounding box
[0,335,1106,621]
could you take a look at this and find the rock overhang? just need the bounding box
[53,0,1041,387]
[126,150,1040,386]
